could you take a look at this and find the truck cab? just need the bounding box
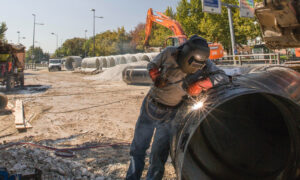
[48,59,62,71]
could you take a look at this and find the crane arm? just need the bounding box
[144,8,187,46]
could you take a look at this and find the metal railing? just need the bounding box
[217,53,280,66]
[25,63,37,70]
[25,63,48,70]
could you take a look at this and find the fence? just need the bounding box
[217,53,280,66]
[25,63,48,70]
[25,63,37,70]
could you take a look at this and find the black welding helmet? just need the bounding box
[177,35,210,74]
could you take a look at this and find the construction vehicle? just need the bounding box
[0,42,25,91]
[255,0,300,49]
[48,59,62,72]
[144,8,224,60]
[296,48,300,57]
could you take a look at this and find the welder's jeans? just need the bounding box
[126,96,177,180]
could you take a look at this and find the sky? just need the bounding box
[1,0,181,53]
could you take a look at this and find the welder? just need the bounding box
[126,35,229,180]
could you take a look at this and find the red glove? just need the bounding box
[149,68,160,81]
[188,78,213,96]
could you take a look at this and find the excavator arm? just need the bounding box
[144,8,187,47]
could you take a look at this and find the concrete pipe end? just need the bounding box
[177,93,300,180]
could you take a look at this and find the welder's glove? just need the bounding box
[187,78,213,96]
[149,68,160,82]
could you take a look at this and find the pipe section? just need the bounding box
[64,56,82,70]
[122,66,152,85]
[170,66,300,180]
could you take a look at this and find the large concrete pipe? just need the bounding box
[122,66,152,85]
[64,56,82,70]
[81,58,90,68]
[86,57,100,69]
[170,66,300,180]
[140,54,152,62]
[107,56,116,67]
[114,55,126,65]
[126,55,138,63]
[101,57,109,68]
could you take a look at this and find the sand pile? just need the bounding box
[85,61,148,81]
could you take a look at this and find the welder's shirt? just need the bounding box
[147,46,229,107]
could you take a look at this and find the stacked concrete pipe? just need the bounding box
[64,56,82,71]
[81,52,159,70]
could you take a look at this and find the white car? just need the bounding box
[48,59,62,71]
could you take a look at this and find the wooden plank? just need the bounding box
[14,100,25,126]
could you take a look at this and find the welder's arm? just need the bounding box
[147,48,169,81]
[187,61,229,96]
[187,78,213,96]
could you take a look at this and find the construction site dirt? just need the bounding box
[0,68,176,179]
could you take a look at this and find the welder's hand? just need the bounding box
[154,76,168,88]
[149,68,160,82]
[187,78,213,96]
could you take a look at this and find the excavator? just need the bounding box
[144,8,224,60]
[255,0,300,50]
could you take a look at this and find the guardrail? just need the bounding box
[217,53,280,66]
[25,63,37,70]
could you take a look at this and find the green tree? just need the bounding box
[26,46,49,63]
[54,38,86,57]
[85,26,135,56]
[0,22,8,41]
[176,0,261,53]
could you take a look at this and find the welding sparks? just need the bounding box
[191,101,204,110]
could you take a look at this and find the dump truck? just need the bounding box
[0,42,25,91]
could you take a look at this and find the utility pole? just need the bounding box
[17,31,20,43]
[85,29,88,57]
[222,3,239,65]
[51,32,58,50]
[32,14,44,50]
[91,9,103,57]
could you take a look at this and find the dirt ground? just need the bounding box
[0,68,176,179]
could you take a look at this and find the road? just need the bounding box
[0,69,176,179]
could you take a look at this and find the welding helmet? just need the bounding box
[177,35,210,74]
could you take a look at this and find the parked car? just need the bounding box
[48,59,62,71]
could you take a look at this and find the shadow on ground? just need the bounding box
[1,85,51,95]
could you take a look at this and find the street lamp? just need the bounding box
[32,14,44,50]
[51,32,58,50]
[91,9,103,56]
[84,30,88,57]
[17,31,25,43]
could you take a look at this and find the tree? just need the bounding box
[85,26,135,56]
[130,23,145,51]
[54,38,86,57]
[26,46,49,63]
[0,22,8,41]
[176,0,261,53]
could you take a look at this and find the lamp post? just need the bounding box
[17,31,25,44]
[51,32,58,50]
[32,14,44,50]
[85,30,88,57]
[91,9,103,57]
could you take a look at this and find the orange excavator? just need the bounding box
[144,8,224,60]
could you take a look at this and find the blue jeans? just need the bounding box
[126,95,177,180]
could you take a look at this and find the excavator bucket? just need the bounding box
[255,0,300,49]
